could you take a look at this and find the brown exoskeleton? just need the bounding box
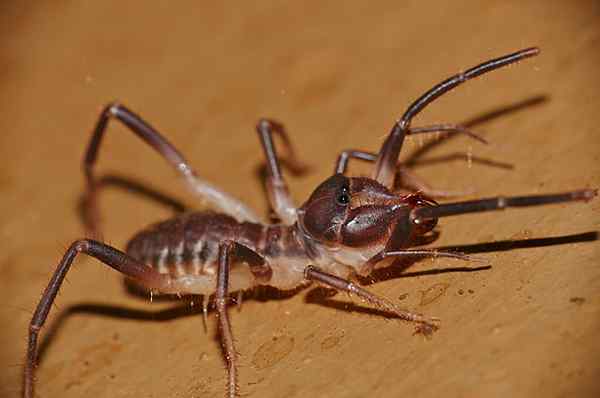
[24,47,597,398]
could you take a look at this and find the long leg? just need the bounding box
[373,47,539,188]
[216,242,237,398]
[83,103,260,237]
[412,189,597,222]
[407,124,488,144]
[357,190,597,275]
[335,124,485,175]
[334,149,377,174]
[396,166,474,198]
[256,119,307,225]
[360,248,484,276]
[335,138,479,198]
[215,241,270,398]
[335,149,467,197]
[24,239,170,398]
[304,266,439,335]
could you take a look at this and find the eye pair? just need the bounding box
[336,186,350,206]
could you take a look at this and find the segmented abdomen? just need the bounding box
[125,211,265,278]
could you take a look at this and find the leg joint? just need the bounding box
[104,101,123,117]
[71,239,92,253]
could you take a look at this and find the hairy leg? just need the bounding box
[305,266,439,335]
[256,119,307,224]
[83,103,259,237]
[24,239,170,398]
[373,48,539,188]
[216,241,270,398]
[335,138,480,198]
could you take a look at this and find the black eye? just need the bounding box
[336,187,350,205]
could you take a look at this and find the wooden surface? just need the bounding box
[1,2,599,397]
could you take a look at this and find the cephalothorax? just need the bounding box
[24,47,596,398]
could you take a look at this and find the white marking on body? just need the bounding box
[192,240,204,275]
[174,241,185,275]
[157,247,169,273]
[236,291,243,311]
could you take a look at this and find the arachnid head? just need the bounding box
[297,174,438,250]
[295,48,544,256]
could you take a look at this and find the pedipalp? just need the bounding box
[373,47,539,188]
